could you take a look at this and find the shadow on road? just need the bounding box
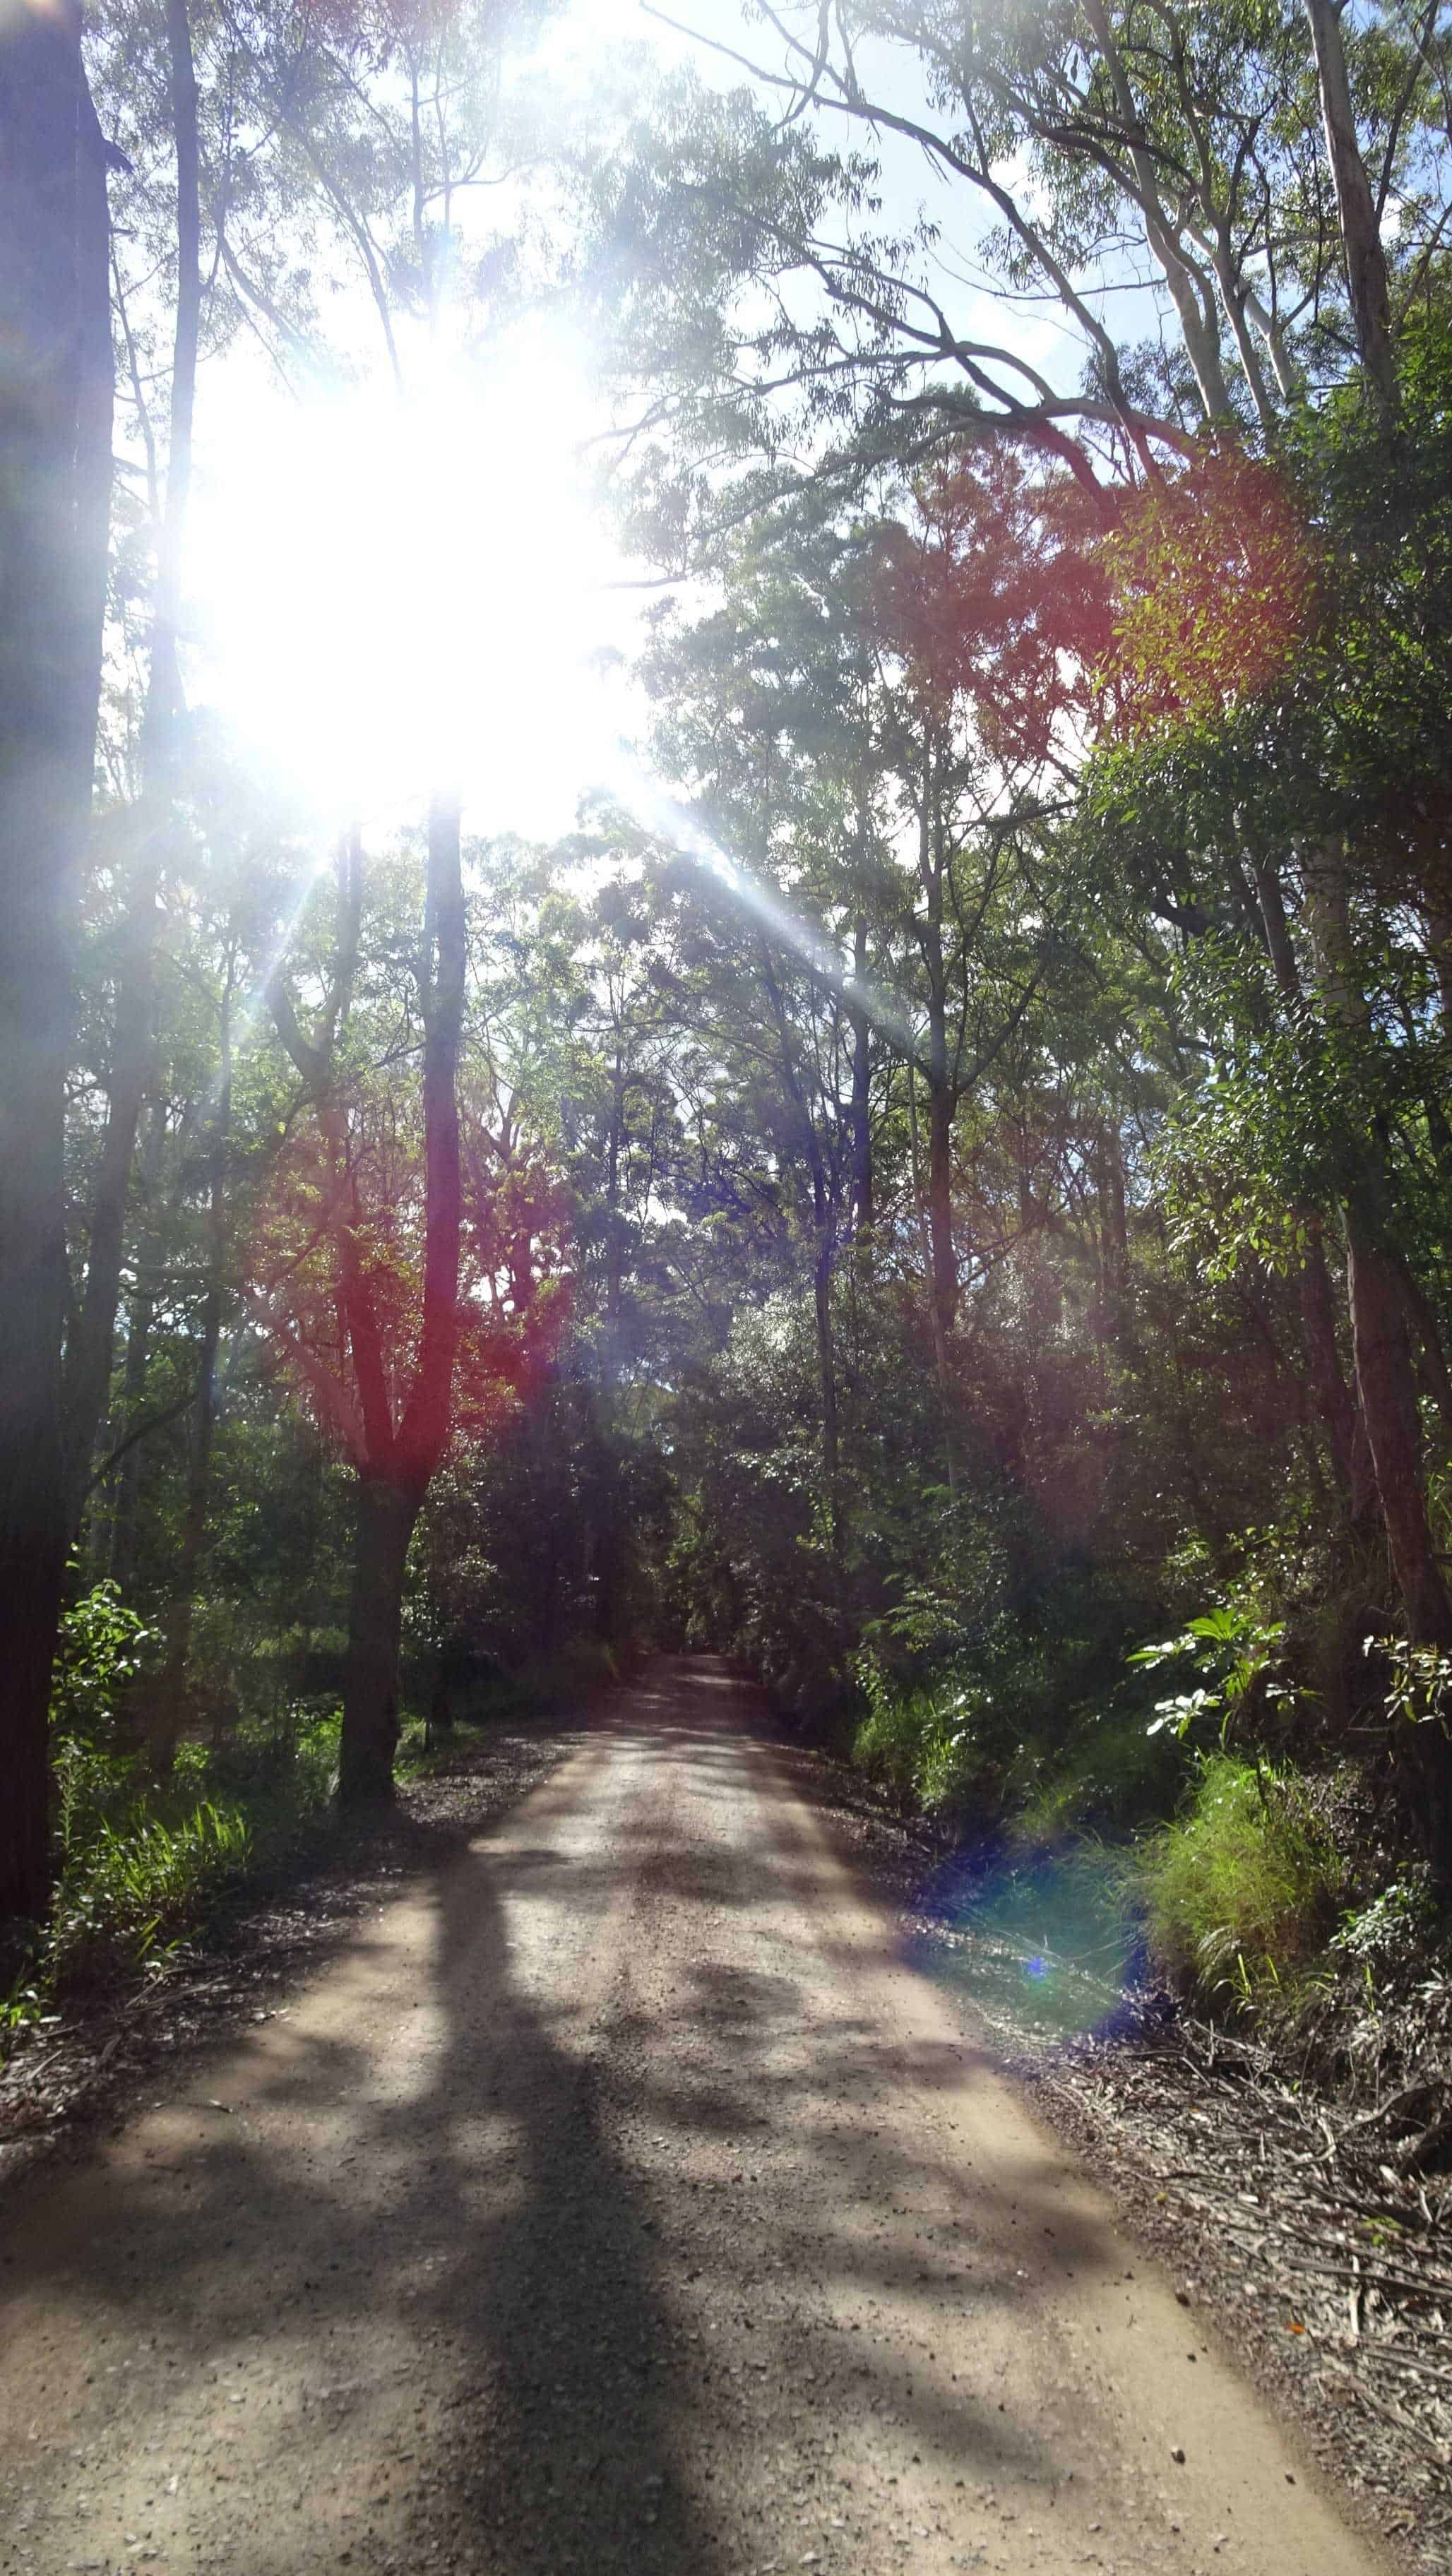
[1,1658,1153,2574]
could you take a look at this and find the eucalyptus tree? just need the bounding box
[251,827,463,1801]
[227,0,557,1801]
[634,510,895,1547]
[593,0,1452,1706]
[63,0,324,1547]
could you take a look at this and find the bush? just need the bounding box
[1006,1711,1184,1853]
[1136,1753,1345,2003]
[51,1580,160,1742]
[850,1660,1000,1816]
[45,1800,252,1990]
[0,1712,343,2029]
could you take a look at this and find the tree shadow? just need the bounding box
[1,1658,1184,2573]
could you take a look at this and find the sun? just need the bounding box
[186,320,629,840]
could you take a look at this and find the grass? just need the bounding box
[848,1650,1356,2025]
[44,1800,255,1990]
[0,1713,344,2049]
[1133,1753,1345,2005]
[4,1638,618,2052]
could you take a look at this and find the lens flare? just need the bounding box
[596,741,924,1061]
[909,1844,1138,2045]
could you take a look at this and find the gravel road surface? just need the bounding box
[0,1659,1387,2576]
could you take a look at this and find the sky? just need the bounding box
[182,1,1102,852]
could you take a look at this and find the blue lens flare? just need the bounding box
[907,1844,1138,2043]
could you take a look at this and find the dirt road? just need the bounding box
[1,1661,1386,2576]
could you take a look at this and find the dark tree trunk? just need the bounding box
[1247,855,1375,1521]
[1101,1126,1129,1283]
[917,745,957,1350]
[814,1241,839,1541]
[1305,848,1452,1648]
[1297,1220,1375,1521]
[1344,1213,1452,1877]
[0,16,112,1922]
[1344,1211,1452,1646]
[392,787,465,1483]
[1095,1122,1139,1393]
[908,1066,956,1499]
[338,1475,422,1806]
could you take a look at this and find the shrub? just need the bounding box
[850,1658,999,1815]
[46,1800,253,1990]
[1,1712,340,2023]
[1332,1865,1437,1973]
[1006,1711,1184,1853]
[1136,1753,1344,2003]
[51,1580,160,1741]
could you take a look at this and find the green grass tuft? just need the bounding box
[1134,1753,1345,2004]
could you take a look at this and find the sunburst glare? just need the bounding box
[187,322,624,835]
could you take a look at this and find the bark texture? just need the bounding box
[338,1475,422,1806]
[1301,0,1398,419]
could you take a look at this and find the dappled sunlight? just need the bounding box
[0,1663,1383,2576]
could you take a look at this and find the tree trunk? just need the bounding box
[63,0,198,1535]
[916,745,958,1350]
[1343,1212,1452,1645]
[1304,848,1452,1645]
[338,1475,421,1806]
[926,1069,956,1348]
[0,16,112,1922]
[1297,1219,1375,1520]
[393,787,465,1484]
[1094,1120,1135,1381]
[1081,0,1233,422]
[847,916,872,1239]
[107,1098,167,1589]
[1246,854,1375,1520]
[595,1045,626,1642]
[337,789,465,1806]
[908,1066,956,1500]
[814,1239,840,1546]
[1301,0,1398,420]
[153,974,231,1763]
[64,871,160,1534]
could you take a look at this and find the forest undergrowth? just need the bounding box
[831,1534,1452,2111]
[0,1589,617,2051]
[761,1713,1452,2559]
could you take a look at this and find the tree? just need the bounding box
[0,6,113,1919]
[253,817,464,1804]
[590,0,1452,1841]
